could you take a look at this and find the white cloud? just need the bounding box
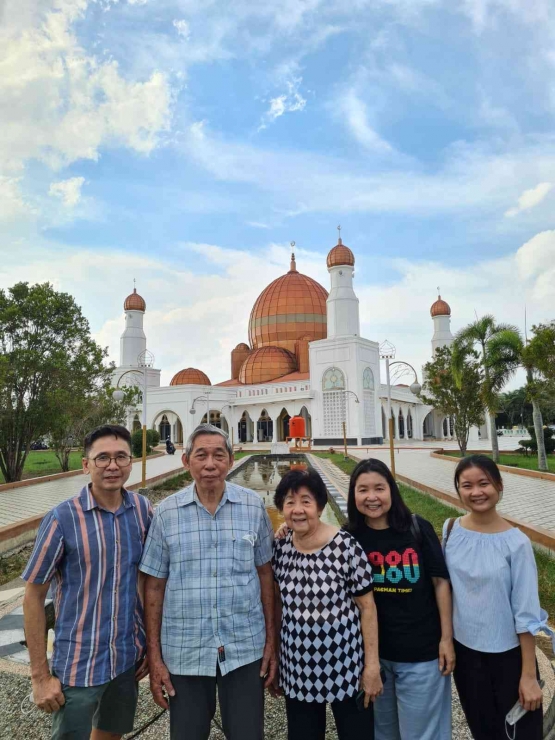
[504,182,553,217]
[49,177,86,207]
[259,77,306,130]
[339,90,394,153]
[0,177,33,221]
[173,19,191,39]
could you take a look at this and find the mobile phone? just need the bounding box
[356,669,387,711]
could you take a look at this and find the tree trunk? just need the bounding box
[489,413,500,462]
[531,398,548,472]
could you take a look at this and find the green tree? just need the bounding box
[421,346,485,455]
[132,429,152,457]
[0,283,110,482]
[454,316,521,463]
[527,322,555,383]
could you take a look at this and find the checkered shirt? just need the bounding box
[139,481,274,676]
[273,529,374,703]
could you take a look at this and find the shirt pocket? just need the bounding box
[231,530,256,578]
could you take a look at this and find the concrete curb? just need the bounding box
[432,449,555,483]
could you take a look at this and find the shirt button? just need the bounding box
[212,572,217,577]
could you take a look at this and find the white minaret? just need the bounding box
[120,286,147,366]
[430,293,453,354]
[326,229,360,338]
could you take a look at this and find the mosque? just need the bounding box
[113,235,475,448]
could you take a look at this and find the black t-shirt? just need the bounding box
[352,516,449,663]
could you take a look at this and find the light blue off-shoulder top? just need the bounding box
[442,518,552,653]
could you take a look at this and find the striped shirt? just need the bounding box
[22,485,153,687]
[139,481,273,677]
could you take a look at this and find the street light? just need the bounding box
[220,404,235,448]
[389,361,422,397]
[380,340,396,477]
[342,389,360,461]
[189,394,210,423]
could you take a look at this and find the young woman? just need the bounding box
[445,454,546,739]
[346,458,454,740]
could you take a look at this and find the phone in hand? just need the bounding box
[356,668,387,711]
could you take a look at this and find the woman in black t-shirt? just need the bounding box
[346,458,454,740]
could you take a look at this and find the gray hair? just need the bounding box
[184,423,233,459]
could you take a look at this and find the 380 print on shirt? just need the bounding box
[367,547,421,593]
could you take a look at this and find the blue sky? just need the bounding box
[1,0,554,385]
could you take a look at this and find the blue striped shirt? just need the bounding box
[22,485,153,687]
[139,481,274,676]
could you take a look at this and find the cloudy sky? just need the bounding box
[1,0,554,386]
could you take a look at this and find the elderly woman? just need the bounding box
[272,469,382,740]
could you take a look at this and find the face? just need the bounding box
[457,466,501,512]
[281,486,322,534]
[354,472,392,525]
[82,435,133,494]
[183,434,233,490]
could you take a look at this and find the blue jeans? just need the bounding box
[374,658,451,740]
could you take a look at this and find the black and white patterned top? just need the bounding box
[273,529,374,703]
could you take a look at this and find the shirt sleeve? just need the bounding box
[347,535,374,597]
[510,536,543,635]
[418,517,450,579]
[254,502,274,567]
[139,508,170,579]
[21,511,65,584]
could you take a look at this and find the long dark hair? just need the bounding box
[345,458,413,533]
[454,454,503,497]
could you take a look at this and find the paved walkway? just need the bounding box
[0,455,184,528]
[351,448,555,532]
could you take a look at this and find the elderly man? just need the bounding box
[140,423,275,740]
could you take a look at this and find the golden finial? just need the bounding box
[337,224,342,245]
[290,242,297,272]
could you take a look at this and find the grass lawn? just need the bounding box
[0,450,84,484]
[316,451,555,626]
[440,451,555,473]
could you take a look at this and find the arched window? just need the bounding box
[363,367,374,390]
[322,367,346,391]
[363,367,376,436]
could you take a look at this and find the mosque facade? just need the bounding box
[113,237,475,447]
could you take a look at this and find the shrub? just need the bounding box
[131,429,152,457]
[518,426,555,455]
[147,429,160,448]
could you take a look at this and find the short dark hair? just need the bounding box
[345,458,412,533]
[84,424,132,457]
[454,454,503,496]
[274,470,328,512]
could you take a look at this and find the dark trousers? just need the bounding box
[169,659,264,740]
[285,695,374,740]
[453,639,542,740]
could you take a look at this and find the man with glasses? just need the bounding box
[22,424,153,740]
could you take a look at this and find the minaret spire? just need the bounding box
[337,224,342,245]
[290,242,297,272]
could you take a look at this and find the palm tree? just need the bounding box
[453,316,521,463]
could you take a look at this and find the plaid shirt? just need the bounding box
[139,481,274,676]
[22,485,153,687]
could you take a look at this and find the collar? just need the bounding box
[177,481,241,507]
[79,484,134,513]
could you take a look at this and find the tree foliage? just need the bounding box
[527,322,555,384]
[421,346,485,455]
[0,283,112,482]
[519,426,555,455]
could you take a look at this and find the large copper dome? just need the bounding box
[124,288,146,312]
[248,254,328,354]
[239,346,297,385]
[170,368,211,386]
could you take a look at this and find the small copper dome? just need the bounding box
[234,342,250,351]
[124,288,146,312]
[327,238,355,268]
[239,346,297,385]
[170,368,211,386]
[431,295,451,317]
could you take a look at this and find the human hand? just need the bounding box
[268,674,283,698]
[438,637,456,676]
[31,674,65,714]
[360,665,383,708]
[149,658,176,709]
[274,523,289,540]
[519,675,543,712]
[260,640,278,689]
[135,655,149,681]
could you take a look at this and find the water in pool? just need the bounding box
[229,455,339,531]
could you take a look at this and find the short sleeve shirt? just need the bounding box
[273,529,374,703]
[352,517,449,663]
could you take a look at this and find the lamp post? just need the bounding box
[220,404,235,448]
[113,353,153,489]
[380,341,396,477]
[342,390,360,461]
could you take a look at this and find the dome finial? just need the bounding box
[437,285,441,299]
[337,224,342,245]
[290,242,297,272]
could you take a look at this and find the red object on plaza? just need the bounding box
[289,416,306,439]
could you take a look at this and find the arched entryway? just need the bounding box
[132,414,141,432]
[238,411,254,443]
[257,410,273,443]
[299,406,312,438]
[277,408,291,441]
[202,410,223,428]
[423,411,434,438]
[159,414,171,441]
[382,407,387,438]
[398,409,405,439]
[407,410,413,439]
[152,410,183,444]
[391,410,396,439]
[443,417,449,437]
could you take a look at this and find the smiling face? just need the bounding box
[354,471,392,528]
[82,434,133,496]
[281,486,322,535]
[457,465,501,513]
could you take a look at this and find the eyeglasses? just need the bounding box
[90,454,133,468]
